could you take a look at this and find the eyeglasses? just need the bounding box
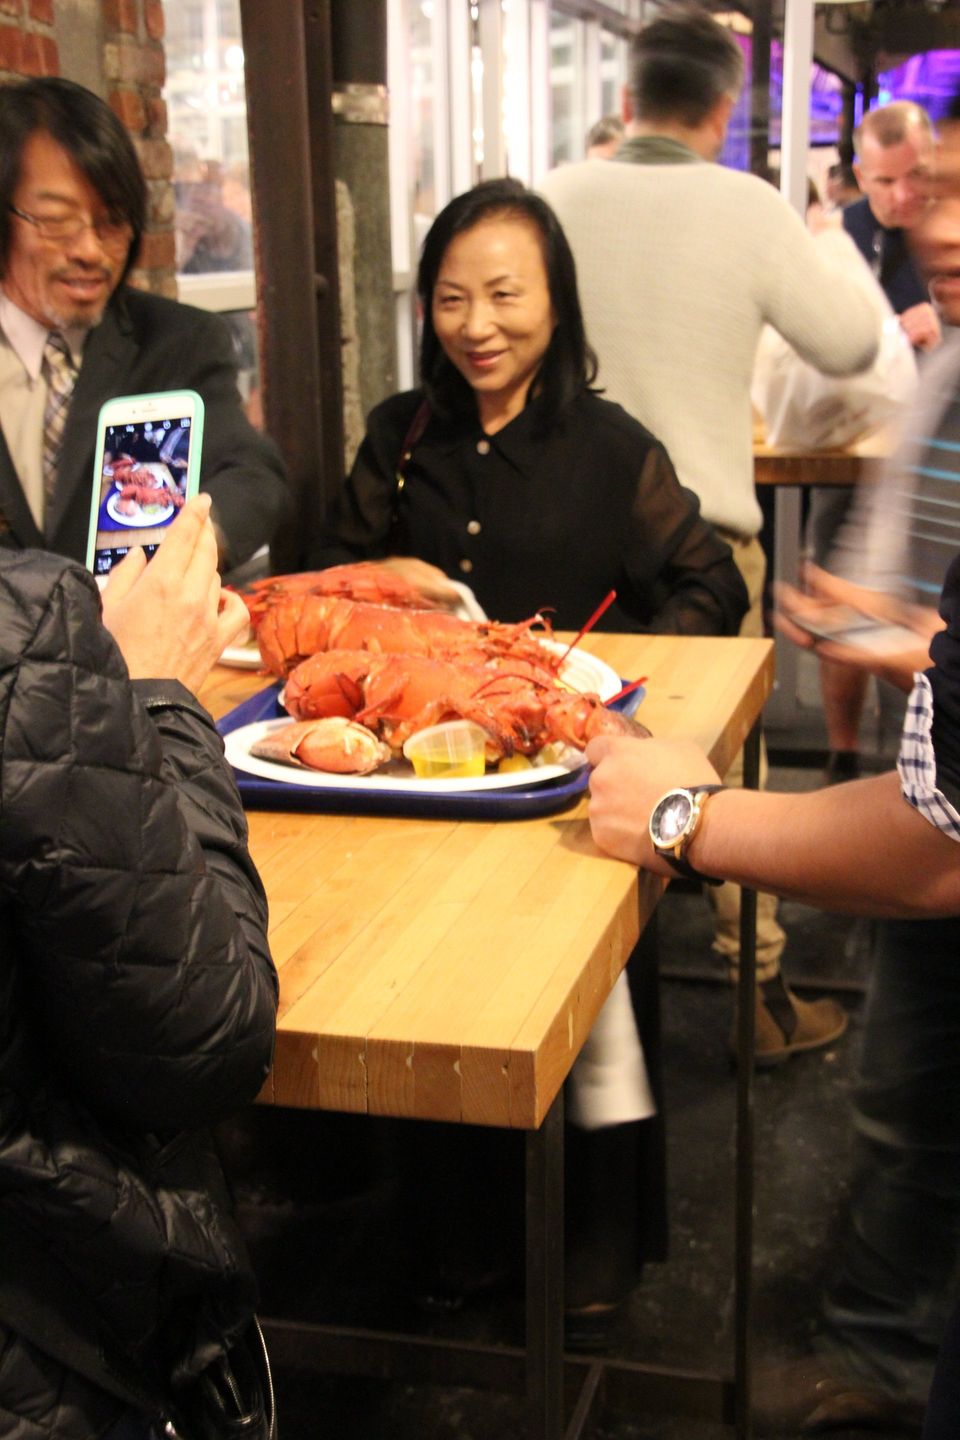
[7,204,132,252]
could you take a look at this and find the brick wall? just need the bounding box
[0,0,175,296]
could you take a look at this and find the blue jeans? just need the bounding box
[820,915,960,1403]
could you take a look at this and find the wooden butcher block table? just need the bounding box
[202,630,775,1440]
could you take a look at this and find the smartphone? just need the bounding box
[85,390,205,580]
[791,604,921,656]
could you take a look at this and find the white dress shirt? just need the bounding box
[0,293,84,529]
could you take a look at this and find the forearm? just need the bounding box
[689,772,960,917]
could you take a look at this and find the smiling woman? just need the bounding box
[314,177,748,638]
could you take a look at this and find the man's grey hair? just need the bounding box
[855,100,934,154]
[627,4,744,129]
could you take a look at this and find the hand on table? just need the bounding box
[586,734,721,872]
[101,494,249,693]
[899,301,941,352]
[380,555,465,609]
[774,563,942,692]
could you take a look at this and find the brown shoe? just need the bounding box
[753,1356,925,1434]
[733,975,848,1067]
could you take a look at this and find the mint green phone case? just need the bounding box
[85,389,205,573]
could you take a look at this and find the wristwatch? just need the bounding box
[648,785,725,885]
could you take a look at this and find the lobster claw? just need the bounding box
[251,718,391,774]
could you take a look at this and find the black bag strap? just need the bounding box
[394,398,431,503]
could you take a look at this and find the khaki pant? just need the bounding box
[709,534,786,981]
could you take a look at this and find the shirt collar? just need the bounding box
[615,135,704,167]
[422,389,566,471]
[0,292,85,378]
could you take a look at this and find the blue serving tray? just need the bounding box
[216,681,645,821]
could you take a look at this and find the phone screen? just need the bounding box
[798,606,920,656]
[88,398,202,578]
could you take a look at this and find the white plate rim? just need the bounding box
[106,491,175,527]
[224,717,586,794]
[217,635,621,699]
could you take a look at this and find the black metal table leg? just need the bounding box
[527,1090,565,1440]
[734,718,761,1440]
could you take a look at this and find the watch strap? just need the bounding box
[659,784,725,886]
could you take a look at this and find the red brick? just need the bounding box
[114,38,139,83]
[144,0,164,41]
[146,94,167,136]
[102,0,136,33]
[146,179,174,226]
[39,33,56,74]
[0,23,22,70]
[139,42,164,87]
[110,86,145,131]
[20,30,42,75]
[135,137,173,180]
[0,0,23,18]
[28,0,53,22]
[137,229,175,270]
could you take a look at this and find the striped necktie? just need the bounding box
[42,331,77,509]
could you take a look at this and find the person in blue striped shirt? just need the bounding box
[586,91,960,1436]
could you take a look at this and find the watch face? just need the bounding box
[652,791,694,845]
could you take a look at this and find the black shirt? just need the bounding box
[929,552,960,809]
[843,196,927,319]
[315,388,748,636]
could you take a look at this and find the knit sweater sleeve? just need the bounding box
[756,201,881,377]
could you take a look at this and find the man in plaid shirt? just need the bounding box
[586,91,960,1439]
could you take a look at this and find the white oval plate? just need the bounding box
[224,717,585,793]
[106,492,174,526]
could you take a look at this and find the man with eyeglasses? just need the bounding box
[0,77,290,574]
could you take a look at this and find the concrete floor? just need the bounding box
[228,659,919,1439]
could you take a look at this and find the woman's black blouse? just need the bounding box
[315,388,748,635]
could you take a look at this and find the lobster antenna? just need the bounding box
[557,589,617,667]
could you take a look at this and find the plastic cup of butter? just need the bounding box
[402,720,488,779]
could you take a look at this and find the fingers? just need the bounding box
[215,589,251,651]
[148,493,213,581]
[101,544,147,604]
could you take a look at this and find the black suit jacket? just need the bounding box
[0,286,291,569]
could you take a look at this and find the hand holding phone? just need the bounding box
[86,390,204,580]
[101,495,248,693]
[775,564,943,691]
[789,605,923,657]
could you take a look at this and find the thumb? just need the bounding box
[101,545,147,604]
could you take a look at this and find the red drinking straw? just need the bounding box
[607,676,647,707]
[557,588,618,666]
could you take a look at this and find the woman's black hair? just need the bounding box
[417,177,598,423]
[0,77,146,284]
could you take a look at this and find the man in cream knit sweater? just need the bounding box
[542,3,880,1063]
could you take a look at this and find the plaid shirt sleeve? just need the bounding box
[897,673,960,841]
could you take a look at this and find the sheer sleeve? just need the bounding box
[311,395,420,568]
[618,444,749,636]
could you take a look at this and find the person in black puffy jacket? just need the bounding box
[0,495,278,1439]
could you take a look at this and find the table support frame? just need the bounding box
[259,719,764,1439]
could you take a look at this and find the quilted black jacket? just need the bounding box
[0,551,278,1438]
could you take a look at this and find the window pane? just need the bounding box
[410,0,438,249]
[163,0,260,423]
[550,10,586,167]
[600,28,627,122]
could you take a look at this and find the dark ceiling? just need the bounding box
[708,2,960,85]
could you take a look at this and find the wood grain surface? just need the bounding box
[202,632,773,1129]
